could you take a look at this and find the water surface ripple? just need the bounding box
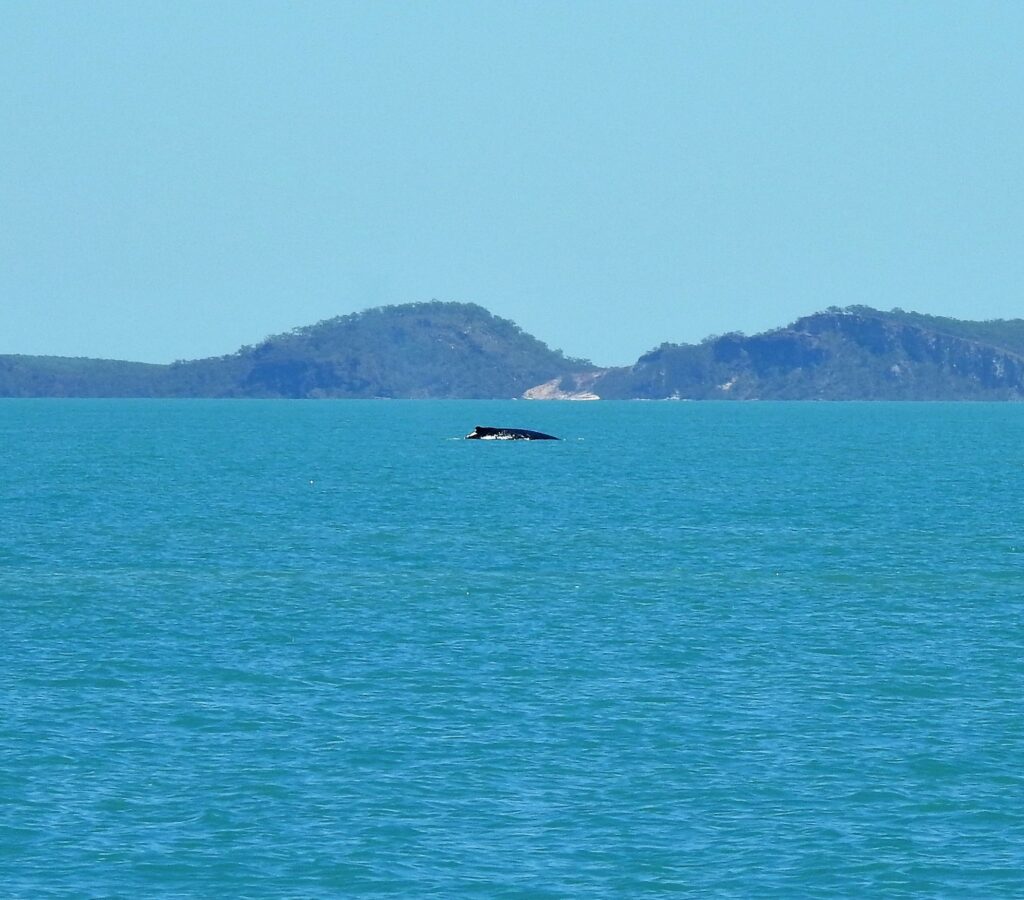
[2,400,1023,896]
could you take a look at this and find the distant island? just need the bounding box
[4,301,1024,400]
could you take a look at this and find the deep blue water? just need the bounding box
[3,400,1024,897]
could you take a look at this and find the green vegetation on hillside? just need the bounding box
[859,307,1024,357]
[0,301,590,399]
[593,306,1024,400]
[0,356,170,398]
[4,301,1024,400]
[210,301,592,398]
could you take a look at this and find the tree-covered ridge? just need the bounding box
[212,301,593,398]
[592,306,1024,400]
[0,355,169,398]
[2,301,589,398]
[5,301,1024,400]
[847,306,1024,357]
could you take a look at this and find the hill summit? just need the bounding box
[206,301,593,398]
[592,306,1024,400]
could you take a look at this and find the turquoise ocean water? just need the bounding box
[3,400,1024,897]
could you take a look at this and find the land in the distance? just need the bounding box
[4,301,1024,400]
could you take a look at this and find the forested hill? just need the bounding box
[172,301,593,398]
[591,307,1024,400]
[0,356,170,398]
[0,302,592,399]
[5,302,1024,399]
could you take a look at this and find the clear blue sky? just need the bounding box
[2,1,1022,366]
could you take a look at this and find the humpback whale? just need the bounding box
[465,425,560,441]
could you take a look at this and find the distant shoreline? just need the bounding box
[4,302,1024,401]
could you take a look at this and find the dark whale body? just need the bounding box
[465,425,560,441]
